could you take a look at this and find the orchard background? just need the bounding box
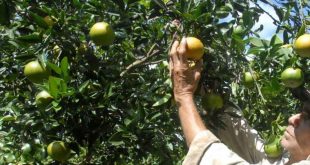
[1,0,310,164]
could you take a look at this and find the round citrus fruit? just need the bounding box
[185,37,204,60]
[89,22,115,46]
[281,68,303,88]
[53,45,60,56]
[35,90,53,107]
[233,25,245,36]
[264,137,283,158]
[294,34,310,58]
[202,93,224,110]
[21,143,32,155]
[244,71,258,87]
[44,16,55,27]
[47,141,71,162]
[24,60,49,83]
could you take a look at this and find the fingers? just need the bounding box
[177,37,188,63]
[169,40,179,77]
[194,59,203,79]
[169,40,180,63]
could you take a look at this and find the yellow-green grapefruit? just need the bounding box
[264,137,283,158]
[24,60,49,83]
[44,16,55,27]
[89,22,115,46]
[244,71,258,87]
[202,93,224,110]
[294,34,310,58]
[47,141,71,162]
[35,90,53,107]
[281,68,303,88]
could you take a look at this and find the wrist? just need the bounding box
[175,94,194,106]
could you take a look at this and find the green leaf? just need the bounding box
[249,37,269,47]
[8,41,19,48]
[243,10,254,28]
[49,76,60,99]
[4,153,15,163]
[105,84,115,98]
[270,35,283,46]
[60,57,69,82]
[152,93,171,107]
[1,115,16,121]
[152,0,167,9]
[249,37,264,47]
[16,33,42,43]
[73,0,82,8]
[296,23,306,38]
[29,12,49,29]
[60,79,68,94]
[261,79,282,98]
[150,112,162,121]
[78,80,90,93]
[47,62,61,75]
[109,132,125,146]
[124,118,132,126]
[48,76,67,98]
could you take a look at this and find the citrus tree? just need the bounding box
[0,0,309,164]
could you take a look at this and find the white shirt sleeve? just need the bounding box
[200,142,248,165]
[214,106,266,163]
[182,106,290,165]
[212,106,289,165]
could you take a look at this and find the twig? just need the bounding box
[253,2,281,25]
[120,44,160,77]
[142,59,165,66]
[120,19,182,77]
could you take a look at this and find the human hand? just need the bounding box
[169,37,203,104]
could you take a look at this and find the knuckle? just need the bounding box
[174,68,183,73]
[169,50,176,56]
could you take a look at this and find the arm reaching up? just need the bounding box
[169,37,206,146]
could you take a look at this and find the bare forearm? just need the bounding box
[177,95,207,146]
[169,38,207,147]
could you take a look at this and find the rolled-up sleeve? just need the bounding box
[182,130,247,165]
[181,106,290,165]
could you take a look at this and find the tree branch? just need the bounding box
[120,44,160,77]
[253,2,281,25]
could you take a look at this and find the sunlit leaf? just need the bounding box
[152,94,171,107]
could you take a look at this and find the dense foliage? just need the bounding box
[1,0,309,164]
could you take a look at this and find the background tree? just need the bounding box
[0,0,309,164]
